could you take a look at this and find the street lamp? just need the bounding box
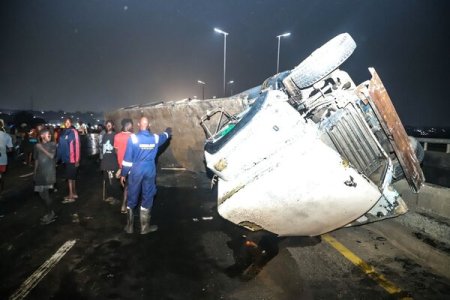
[197,80,206,100]
[214,27,229,96]
[227,80,234,96]
[276,32,291,73]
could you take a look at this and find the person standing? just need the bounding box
[120,117,171,234]
[57,118,80,203]
[114,118,133,213]
[97,124,106,160]
[34,129,57,224]
[22,130,34,166]
[53,126,61,144]
[100,120,119,202]
[0,120,13,192]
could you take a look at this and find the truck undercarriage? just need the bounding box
[202,33,425,236]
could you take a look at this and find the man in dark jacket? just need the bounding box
[57,118,80,203]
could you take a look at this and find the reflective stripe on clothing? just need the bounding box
[122,160,133,167]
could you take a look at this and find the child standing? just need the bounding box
[34,129,57,224]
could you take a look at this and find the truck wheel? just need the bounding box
[288,33,356,89]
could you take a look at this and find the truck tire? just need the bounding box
[393,136,424,180]
[289,33,356,89]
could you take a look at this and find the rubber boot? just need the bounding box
[124,208,134,234]
[140,208,158,234]
[121,197,127,213]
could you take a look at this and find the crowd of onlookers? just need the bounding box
[1,116,172,234]
[0,118,114,224]
[0,120,108,165]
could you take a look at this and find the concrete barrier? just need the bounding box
[393,179,450,243]
[394,179,450,219]
[421,151,450,187]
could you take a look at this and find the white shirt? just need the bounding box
[0,131,13,165]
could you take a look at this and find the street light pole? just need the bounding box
[276,32,291,73]
[197,80,206,100]
[214,28,229,96]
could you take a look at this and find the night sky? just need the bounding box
[1,0,449,126]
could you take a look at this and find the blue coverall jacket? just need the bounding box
[121,129,170,209]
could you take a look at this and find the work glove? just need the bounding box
[165,127,173,136]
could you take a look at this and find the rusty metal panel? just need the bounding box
[105,97,249,172]
[367,68,425,192]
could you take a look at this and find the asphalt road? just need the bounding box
[0,156,449,300]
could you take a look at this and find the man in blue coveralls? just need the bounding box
[120,116,172,234]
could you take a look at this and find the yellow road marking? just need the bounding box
[322,234,412,299]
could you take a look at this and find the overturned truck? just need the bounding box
[107,33,424,237]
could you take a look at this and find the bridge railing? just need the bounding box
[415,137,450,153]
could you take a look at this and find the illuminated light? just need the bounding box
[276,32,291,73]
[215,27,229,96]
[276,32,291,38]
[227,80,235,96]
[214,28,229,36]
[197,80,206,85]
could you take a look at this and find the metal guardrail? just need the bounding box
[416,137,450,153]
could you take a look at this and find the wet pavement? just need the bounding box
[1,156,450,299]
